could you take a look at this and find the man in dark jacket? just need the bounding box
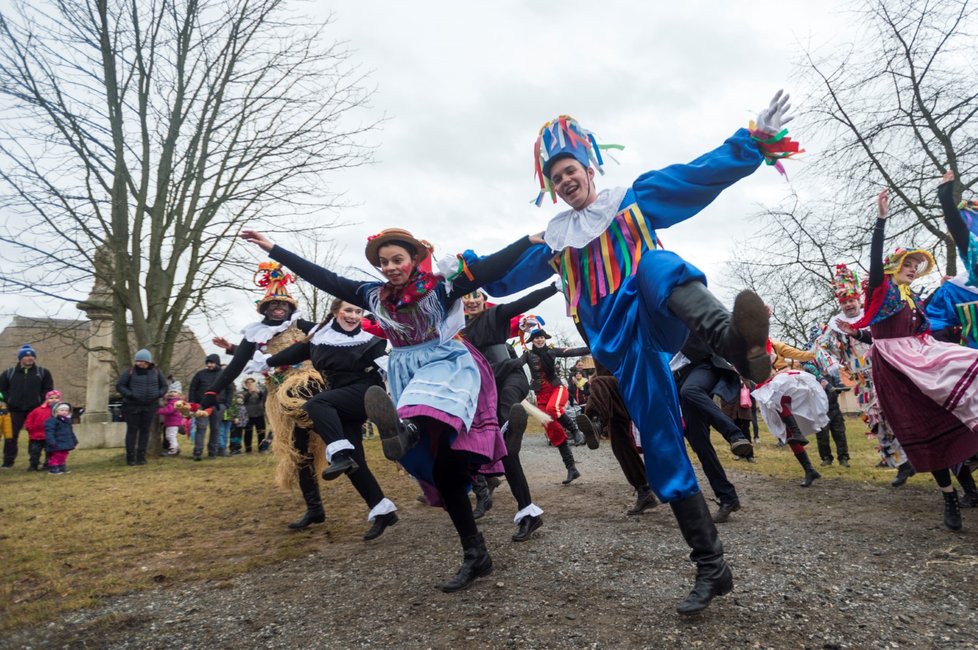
[0,344,55,469]
[189,353,231,460]
[116,348,168,465]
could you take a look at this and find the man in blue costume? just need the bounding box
[470,92,799,614]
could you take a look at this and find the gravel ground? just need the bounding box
[7,437,978,649]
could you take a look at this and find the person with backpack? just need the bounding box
[0,344,55,469]
[116,349,168,465]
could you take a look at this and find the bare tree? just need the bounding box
[729,0,977,337]
[0,0,377,371]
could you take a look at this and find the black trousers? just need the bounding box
[497,371,532,511]
[2,410,29,466]
[678,365,739,506]
[586,375,647,490]
[302,384,385,509]
[428,419,480,541]
[28,439,46,468]
[124,407,156,457]
[816,389,849,461]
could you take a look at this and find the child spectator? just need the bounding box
[230,391,248,455]
[24,390,61,471]
[45,402,77,475]
[157,388,185,456]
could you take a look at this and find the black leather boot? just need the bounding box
[512,514,543,542]
[288,464,326,530]
[575,413,601,450]
[782,414,809,446]
[125,450,136,466]
[666,282,771,384]
[558,413,584,446]
[472,475,493,519]
[363,512,398,541]
[627,485,659,515]
[794,450,821,487]
[557,442,580,484]
[943,489,962,531]
[365,386,420,461]
[322,451,359,481]
[670,492,733,614]
[891,461,916,487]
[439,532,493,592]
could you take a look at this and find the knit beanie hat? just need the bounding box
[52,402,72,417]
[46,390,62,401]
[18,344,37,360]
[134,349,153,363]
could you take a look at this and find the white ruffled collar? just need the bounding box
[543,187,628,250]
[827,311,863,335]
[240,310,303,344]
[310,321,377,348]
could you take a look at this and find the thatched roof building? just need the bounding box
[0,316,206,409]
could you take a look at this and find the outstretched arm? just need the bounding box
[461,244,556,298]
[265,342,311,368]
[495,283,560,321]
[554,346,590,358]
[450,235,537,296]
[868,189,889,290]
[938,172,968,257]
[199,339,257,409]
[239,230,368,308]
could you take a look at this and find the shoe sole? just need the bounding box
[729,439,753,458]
[732,290,771,383]
[365,386,405,461]
[507,404,528,439]
[575,414,600,450]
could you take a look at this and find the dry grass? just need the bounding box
[0,436,419,631]
[707,415,933,488]
[0,415,930,631]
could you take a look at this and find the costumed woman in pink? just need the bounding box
[841,188,978,531]
[240,227,541,591]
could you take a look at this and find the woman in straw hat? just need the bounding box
[240,226,540,592]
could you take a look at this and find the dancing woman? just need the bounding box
[841,187,978,531]
[260,298,398,541]
[240,227,538,591]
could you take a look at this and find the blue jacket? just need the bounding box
[45,416,78,452]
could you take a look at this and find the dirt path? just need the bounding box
[7,438,977,649]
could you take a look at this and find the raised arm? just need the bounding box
[938,172,968,257]
[450,235,536,296]
[495,283,560,321]
[461,243,556,298]
[199,340,257,409]
[868,189,889,290]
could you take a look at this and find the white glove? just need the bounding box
[755,89,793,134]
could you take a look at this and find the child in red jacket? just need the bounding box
[24,390,61,471]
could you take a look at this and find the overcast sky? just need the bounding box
[3,0,855,354]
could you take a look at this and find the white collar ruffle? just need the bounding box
[543,187,628,250]
[310,322,377,348]
[240,310,303,344]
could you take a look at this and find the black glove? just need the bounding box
[199,392,217,410]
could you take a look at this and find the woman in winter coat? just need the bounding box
[116,349,168,465]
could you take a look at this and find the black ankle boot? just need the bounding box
[472,475,493,520]
[557,442,580,484]
[794,450,821,487]
[557,413,584,446]
[439,532,493,592]
[627,485,659,515]
[943,489,963,531]
[365,386,420,461]
[781,413,808,446]
[955,468,978,507]
[575,413,601,450]
[288,464,325,530]
[670,492,733,614]
[666,282,771,384]
[891,461,916,487]
[363,512,398,541]
[512,514,543,542]
[322,452,359,481]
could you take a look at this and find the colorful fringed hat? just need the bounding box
[832,264,862,303]
[254,261,298,314]
[882,248,936,278]
[533,116,622,206]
